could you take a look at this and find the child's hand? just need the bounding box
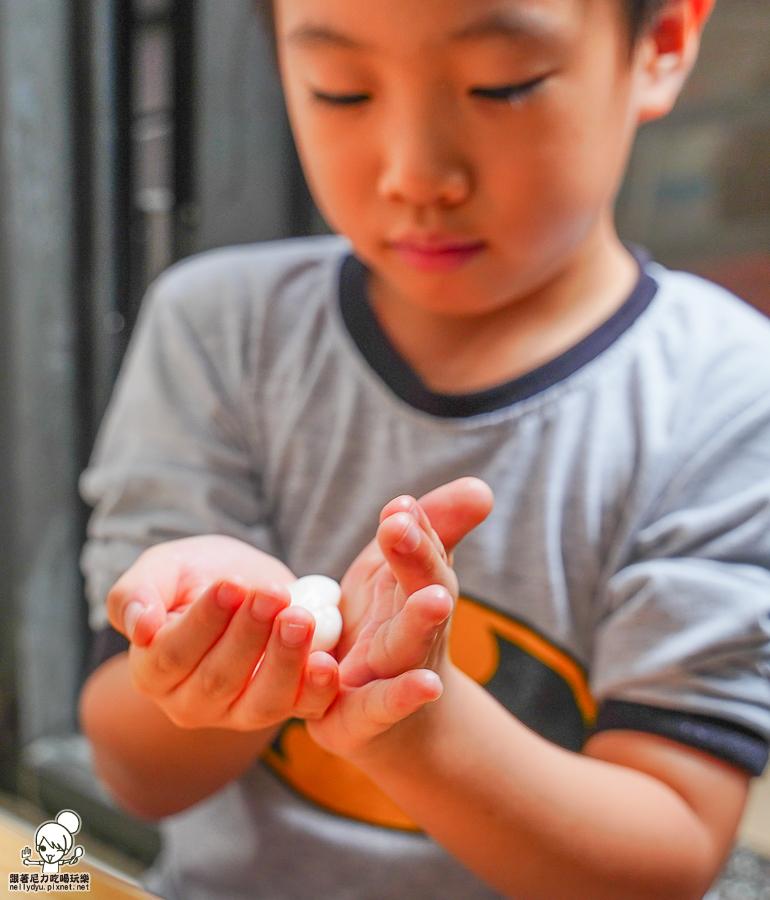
[307,478,493,758]
[336,477,494,656]
[106,535,339,731]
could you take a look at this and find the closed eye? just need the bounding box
[469,76,546,103]
[312,90,371,106]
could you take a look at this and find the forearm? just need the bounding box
[80,653,276,820]
[350,666,740,900]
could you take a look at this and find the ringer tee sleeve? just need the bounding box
[591,385,770,772]
[80,250,274,631]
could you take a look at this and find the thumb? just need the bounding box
[106,548,183,646]
[352,669,444,740]
[417,477,494,552]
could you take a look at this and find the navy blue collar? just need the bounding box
[339,252,658,418]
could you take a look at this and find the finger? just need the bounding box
[107,551,184,646]
[132,580,248,695]
[112,582,168,648]
[232,605,316,727]
[339,538,384,624]
[294,652,340,719]
[379,495,444,554]
[173,582,290,709]
[107,539,223,638]
[351,670,443,739]
[367,584,453,678]
[107,535,297,645]
[417,477,494,552]
[377,510,457,602]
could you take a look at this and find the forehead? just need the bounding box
[275,0,599,52]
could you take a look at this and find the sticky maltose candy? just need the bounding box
[287,574,343,652]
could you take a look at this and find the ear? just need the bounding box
[634,0,715,123]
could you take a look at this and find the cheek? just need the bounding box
[290,113,374,233]
[543,58,637,202]
[474,130,594,257]
[304,142,368,226]
[494,92,633,237]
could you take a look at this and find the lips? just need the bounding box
[388,235,486,272]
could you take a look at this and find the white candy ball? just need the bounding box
[287,575,343,652]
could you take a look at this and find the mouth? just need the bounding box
[388,235,486,272]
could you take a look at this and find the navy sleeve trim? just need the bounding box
[594,700,768,776]
[88,626,130,675]
[339,249,658,418]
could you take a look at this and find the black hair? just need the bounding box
[626,0,669,44]
[255,0,275,35]
[254,0,670,47]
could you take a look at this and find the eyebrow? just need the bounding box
[450,8,564,44]
[285,24,372,50]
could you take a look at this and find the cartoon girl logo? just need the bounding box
[21,810,85,875]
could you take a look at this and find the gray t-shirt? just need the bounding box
[81,236,770,900]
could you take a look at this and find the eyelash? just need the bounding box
[311,75,546,108]
[469,76,546,103]
[312,91,371,106]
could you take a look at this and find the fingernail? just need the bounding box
[251,584,286,622]
[251,595,275,622]
[280,618,310,647]
[424,671,444,699]
[394,516,421,554]
[124,601,145,640]
[311,667,333,688]
[215,582,244,610]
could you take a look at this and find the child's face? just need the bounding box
[276,0,654,316]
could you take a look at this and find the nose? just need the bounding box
[377,101,471,209]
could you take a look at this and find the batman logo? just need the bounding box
[263,595,596,830]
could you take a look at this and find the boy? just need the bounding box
[79,0,770,898]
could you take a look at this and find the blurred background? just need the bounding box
[0,0,767,894]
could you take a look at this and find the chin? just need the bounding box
[402,263,525,313]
